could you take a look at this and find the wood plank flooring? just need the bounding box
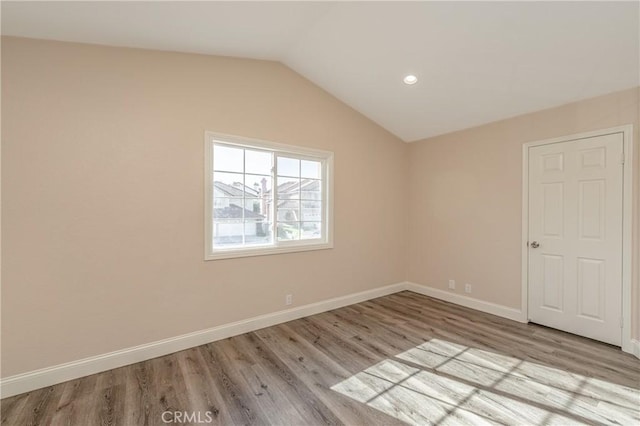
[2,291,639,425]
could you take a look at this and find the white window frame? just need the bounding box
[204,131,334,260]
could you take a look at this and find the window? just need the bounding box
[204,132,333,260]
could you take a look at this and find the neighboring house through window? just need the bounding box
[204,132,333,260]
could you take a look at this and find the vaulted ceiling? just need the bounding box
[2,1,638,142]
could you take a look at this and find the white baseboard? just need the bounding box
[406,282,640,359]
[4,279,632,398]
[629,339,640,359]
[0,281,407,399]
[405,282,526,323]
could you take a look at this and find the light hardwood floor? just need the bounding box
[2,291,639,425]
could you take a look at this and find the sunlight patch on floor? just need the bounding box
[331,339,640,425]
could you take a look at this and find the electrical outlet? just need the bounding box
[448,279,456,290]
[285,294,293,305]
[465,284,472,294]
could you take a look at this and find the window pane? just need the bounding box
[277,156,300,177]
[213,198,244,219]
[277,177,300,198]
[213,172,245,197]
[245,149,272,175]
[243,199,265,218]
[245,174,271,198]
[300,179,321,200]
[244,221,272,246]
[277,200,300,222]
[301,200,322,221]
[213,220,244,246]
[301,160,321,179]
[301,222,322,240]
[277,222,299,241]
[301,190,321,201]
[213,144,243,173]
[208,137,331,257]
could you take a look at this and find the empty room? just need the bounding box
[1,1,639,425]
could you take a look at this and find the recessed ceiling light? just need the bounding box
[403,74,418,85]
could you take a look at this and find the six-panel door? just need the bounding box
[528,133,624,345]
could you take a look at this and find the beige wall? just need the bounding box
[2,36,638,379]
[407,87,640,338]
[1,37,408,377]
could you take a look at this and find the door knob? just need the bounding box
[530,241,540,248]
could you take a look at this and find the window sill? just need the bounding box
[205,241,333,261]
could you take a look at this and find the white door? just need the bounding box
[528,133,624,345]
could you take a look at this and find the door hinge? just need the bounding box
[620,152,625,165]
[620,317,624,328]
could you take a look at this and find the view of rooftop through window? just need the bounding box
[212,143,323,249]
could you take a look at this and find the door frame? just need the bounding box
[521,124,634,354]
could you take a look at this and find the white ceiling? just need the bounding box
[2,1,639,142]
